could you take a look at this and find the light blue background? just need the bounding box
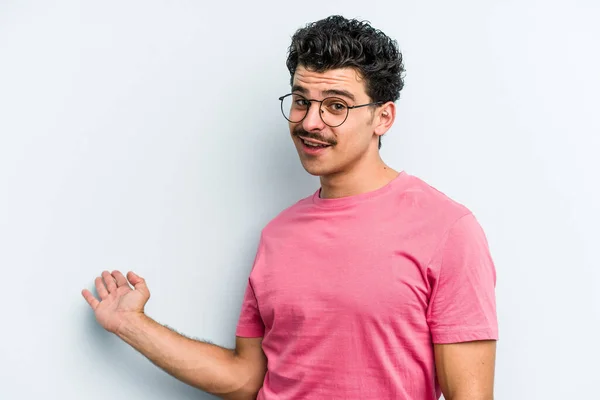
[1,1,598,399]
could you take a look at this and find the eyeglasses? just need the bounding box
[278,93,383,127]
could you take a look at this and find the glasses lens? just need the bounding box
[281,94,308,123]
[321,97,348,127]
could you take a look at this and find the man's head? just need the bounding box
[283,15,405,178]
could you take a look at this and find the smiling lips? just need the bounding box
[299,136,332,148]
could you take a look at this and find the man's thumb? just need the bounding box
[127,271,149,295]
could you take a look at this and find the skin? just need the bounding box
[82,65,496,400]
[435,340,497,400]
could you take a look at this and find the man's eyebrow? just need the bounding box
[291,85,356,102]
[291,85,308,94]
[322,89,356,102]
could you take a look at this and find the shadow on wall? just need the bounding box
[260,123,319,209]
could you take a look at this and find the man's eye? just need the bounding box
[325,102,347,113]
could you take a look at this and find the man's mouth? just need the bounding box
[298,136,332,148]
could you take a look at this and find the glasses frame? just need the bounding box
[278,93,384,128]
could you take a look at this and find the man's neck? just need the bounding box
[319,160,399,199]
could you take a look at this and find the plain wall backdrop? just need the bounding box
[1,1,598,399]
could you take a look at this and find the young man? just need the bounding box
[82,15,498,400]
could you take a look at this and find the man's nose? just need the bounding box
[302,102,326,131]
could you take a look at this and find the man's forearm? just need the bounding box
[116,313,252,399]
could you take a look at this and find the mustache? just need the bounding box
[293,126,337,146]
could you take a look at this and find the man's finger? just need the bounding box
[112,270,130,288]
[81,289,100,310]
[102,270,117,293]
[127,271,150,297]
[95,276,109,300]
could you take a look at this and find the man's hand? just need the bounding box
[81,270,149,334]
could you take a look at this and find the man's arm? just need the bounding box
[434,340,496,400]
[82,270,267,400]
[117,315,267,399]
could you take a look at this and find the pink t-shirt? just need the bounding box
[236,171,498,399]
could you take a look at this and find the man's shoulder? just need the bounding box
[396,172,475,231]
[402,173,471,213]
[260,190,316,234]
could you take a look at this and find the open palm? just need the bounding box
[82,270,150,334]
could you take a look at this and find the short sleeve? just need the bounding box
[426,213,499,344]
[235,239,266,338]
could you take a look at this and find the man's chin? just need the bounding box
[303,168,324,177]
[299,159,336,177]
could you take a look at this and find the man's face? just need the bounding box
[288,65,382,178]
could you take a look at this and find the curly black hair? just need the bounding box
[286,15,405,149]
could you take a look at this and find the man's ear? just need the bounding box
[374,102,396,138]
